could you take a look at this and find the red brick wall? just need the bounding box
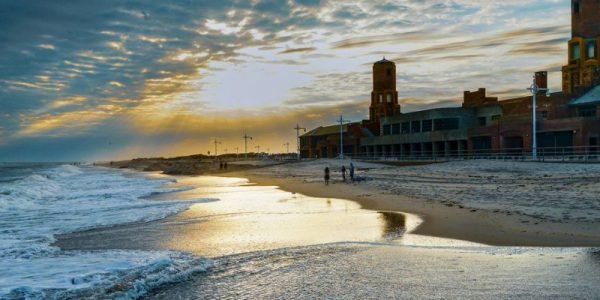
[572,0,600,38]
[463,88,498,108]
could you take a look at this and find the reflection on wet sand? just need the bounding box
[57,176,422,257]
[156,176,419,256]
[378,212,406,239]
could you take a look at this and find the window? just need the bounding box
[382,124,391,135]
[572,43,580,61]
[587,40,596,59]
[379,94,383,103]
[401,122,410,134]
[478,117,487,127]
[411,120,421,133]
[434,118,459,131]
[386,94,392,103]
[391,123,400,135]
[574,0,580,15]
[422,120,432,132]
[386,68,392,76]
[541,111,549,119]
[491,115,501,121]
[578,106,596,117]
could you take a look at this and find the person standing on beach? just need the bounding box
[324,167,330,185]
[341,165,346,182]
[349,163,355,182]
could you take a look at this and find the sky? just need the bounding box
[0,0,572,161]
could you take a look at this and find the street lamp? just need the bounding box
[337,115,351,159]
[526,75,548,161]
[213,138,221,157]
[283,142,290,153]
[294,124,306,160]
[243,132,252,160]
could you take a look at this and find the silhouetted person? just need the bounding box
[324,167,330,185]
[219,162,223,170]
[224,162,228,169]
[341,165,346,182]
[349,163,355,182]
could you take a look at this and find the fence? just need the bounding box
[349,146,600,162]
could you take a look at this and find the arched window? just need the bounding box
[379,94,383,103]
[386,94,392,103]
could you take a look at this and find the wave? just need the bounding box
[2,250,212,299]
[0,164,213,299]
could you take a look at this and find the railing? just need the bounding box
[347,146,600,162]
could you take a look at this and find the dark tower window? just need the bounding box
[573,0,580,15]
[386,68,391,76]
[572,43,581,61]
[386,94,392,103]
[587,40,596,59]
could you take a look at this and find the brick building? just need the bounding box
[301,0,600,159]
[299,58,399,158]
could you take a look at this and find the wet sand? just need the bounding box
[147,244,600,299]
[55,172,600,299]
[222,160,600,247]
[56,176,422,257]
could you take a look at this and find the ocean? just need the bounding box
[0,163,210,299]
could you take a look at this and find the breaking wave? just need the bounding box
[0,164,212,299]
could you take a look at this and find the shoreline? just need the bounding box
[220,170,600,247]
[100,158,600,247]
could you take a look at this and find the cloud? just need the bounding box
[278,47,317,54]
[331,30,432,49]
[0,0,573,161]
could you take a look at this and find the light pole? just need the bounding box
[235,147,239,157]
[213,138,221,157]
[337,115,351,159]
[255,145,260,154]
[294,124,306,160]
[243,132,252,160]
[527,75,548,161]
[283,142,290,153]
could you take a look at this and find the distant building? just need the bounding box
[301,0,600,159]
[299,57,398,158]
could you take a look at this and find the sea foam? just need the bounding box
[0,164,211,299]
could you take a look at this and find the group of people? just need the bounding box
[219,161,228,170]
[323,162,354,185]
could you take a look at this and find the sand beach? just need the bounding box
[220,159,600,246]
[49,159,600,298]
